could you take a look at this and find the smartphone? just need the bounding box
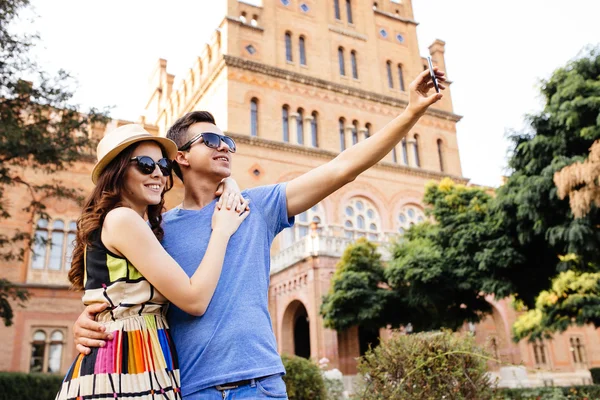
[426,56,440,93]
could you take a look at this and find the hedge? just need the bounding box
[495,385,600,399]
[0,372,63,400]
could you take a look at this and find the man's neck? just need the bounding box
[181,178,220,210]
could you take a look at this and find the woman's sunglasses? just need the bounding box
[178,132,236,153]
[130,156,173,176]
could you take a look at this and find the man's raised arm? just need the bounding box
[286,67,446,217]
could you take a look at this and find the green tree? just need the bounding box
[486,46,600,307]
[512,270,600,341]
[0,0,108,325]
[321,179,506,332]
[320,238,391,331]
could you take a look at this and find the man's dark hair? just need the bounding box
[167,111,217,181]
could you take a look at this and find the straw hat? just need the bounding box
[91,124,178,184]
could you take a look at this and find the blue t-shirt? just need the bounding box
[161,183,294,396]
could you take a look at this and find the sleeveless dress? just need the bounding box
[56,233,182,400]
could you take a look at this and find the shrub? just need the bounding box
[323,368,345,400]
[590,367,600,384]
[495,385,600,399]
[0,372,63,400]
[282,354,327,400]
[353,330,495,400]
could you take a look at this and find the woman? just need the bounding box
[56,124,248,400]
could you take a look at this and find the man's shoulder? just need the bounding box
[244,183,286,199]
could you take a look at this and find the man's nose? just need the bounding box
[216,139,230,152]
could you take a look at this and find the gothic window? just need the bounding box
[282,105,290,142]
[533,340,549,367]
[401,138,409,165]
[297,108,304,145]
[31,218,77,271]
[352,120,359,145]
[413,134,421,167]
[311,111,318,147]
[334,0,341,20]
[338,47,346,76]
[339,118,346,151]
[398,64,405,91]
[281,203,326,249]
[351,50,358,79]
[397,205,425,234]
[365,123,371,139]
[285,32,293,62]
[570,337,587,366]
[386,61,393,88]
[343,198,381,241]
[392,148,398,163]
[299,36,307,65]
[346,0,353,23]
[250,98,258,137]
[30,328,66,374]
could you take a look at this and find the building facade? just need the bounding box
[0,0,596,387]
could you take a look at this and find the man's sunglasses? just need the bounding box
[130,156,173,176]
[178,132,236,153]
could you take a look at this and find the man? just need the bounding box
[73,68,446,399]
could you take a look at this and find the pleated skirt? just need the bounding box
[56,313,181,400]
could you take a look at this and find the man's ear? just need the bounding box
[175,151,190,167]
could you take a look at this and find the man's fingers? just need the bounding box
[76,344,91,356]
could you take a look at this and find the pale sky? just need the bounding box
[19,0,600,187]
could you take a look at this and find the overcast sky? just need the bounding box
[18,0,600,187]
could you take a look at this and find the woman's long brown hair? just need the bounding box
[68,142,174,290]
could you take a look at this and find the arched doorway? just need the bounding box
[359,326,380,356]
[282,300,311,359]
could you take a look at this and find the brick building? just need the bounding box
[0,0,597,387]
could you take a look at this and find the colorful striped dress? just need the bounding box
[56,233,182,400]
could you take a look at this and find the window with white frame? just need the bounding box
[281,203,325,249]
[31,218,77,271]
[30,328,66,373]
[397,205,425,234]
[343,198,381,241]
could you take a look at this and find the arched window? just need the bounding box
[533,340,548,367]
[30,330,46,372]
[413,134,421,167]
[334,0,341,20]
[352,120,359,145]
[297,108,304,145]
[373,2,378,10]
[282,105,290,142]
[401,138,409,165]
[351,50,358,79]
[251,15,258,27]
[250,98,258,137]
[365,123,371,139]
[338,47,346,76]
[570,337,587,365]
[397,205,426,235]
[311,111,318,147]
[437,139,444,172]
[299,36,307,65]
[346,0,353,23]
[281,203,326,249]
[65,221,77,270]
[392,148,398,163]
[343,197,381,241]
[239,12,247,23]
[339,118,346,151]
[48,330,64,373]
[49,219,65,270]
[285,32,293,62]
[386,61,393,88]
[398,64,405,91]
[31,218,49,270]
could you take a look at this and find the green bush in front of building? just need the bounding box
[0,372,63,400]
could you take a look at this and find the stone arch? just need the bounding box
[281,300,311,359]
